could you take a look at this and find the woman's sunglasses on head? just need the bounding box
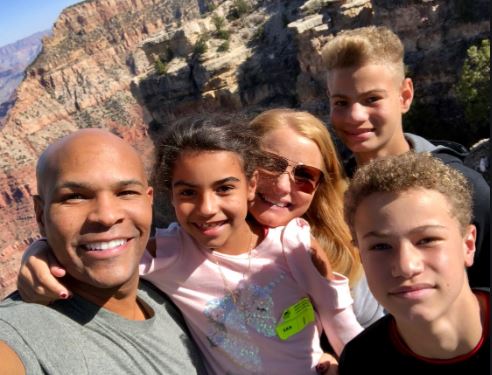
[259,152,324,194]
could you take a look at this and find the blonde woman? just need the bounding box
[249,108,384,328]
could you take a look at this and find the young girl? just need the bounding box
[18,115,363,374]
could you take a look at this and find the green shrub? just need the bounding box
[216,29,230,40]
[217,40,230,52]
[229,0,250,20]
[455,39,490,133]
[204,0,216,12]
[194,36,208,55]
[154,57,168,75]
[212,14,225,31]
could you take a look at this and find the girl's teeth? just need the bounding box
[201,223,216,228]
[85,239,126,251]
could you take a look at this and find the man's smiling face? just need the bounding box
[34,130,153,291]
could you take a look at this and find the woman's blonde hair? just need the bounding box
[250,108,362,286]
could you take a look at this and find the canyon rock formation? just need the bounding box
[0,0,489,298]
[0,30,50,123]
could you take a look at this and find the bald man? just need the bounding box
[0,129,205,375]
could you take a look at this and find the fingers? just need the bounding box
[47,251,66,278]
[316,352,339,375]
[18,261,59,304]
[17,240,72,303]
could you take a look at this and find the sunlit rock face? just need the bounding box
[0,0,488,298]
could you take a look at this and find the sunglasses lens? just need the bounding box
[293,166,322,193]
[259,152,323,194]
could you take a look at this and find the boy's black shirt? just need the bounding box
[339,289,490,375]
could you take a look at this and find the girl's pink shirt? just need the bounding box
[139,219,362,375]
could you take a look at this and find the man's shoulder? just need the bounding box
[0,293,88,374]
[0,292,90,341]
[0,292,56,320]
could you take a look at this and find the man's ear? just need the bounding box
[33,195,46,236]
[247,171,258,202]
[400,77,414,114]
[463,224,476,268]
[146,186,154,205]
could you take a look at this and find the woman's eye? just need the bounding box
[294,169,315,182]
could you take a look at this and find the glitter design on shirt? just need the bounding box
[204,272,285,372]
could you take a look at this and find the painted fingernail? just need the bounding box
[316,363,327,373]
[59,292,69,299]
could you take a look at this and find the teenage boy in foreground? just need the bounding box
[322,26,490,288]
[339,152,489,374]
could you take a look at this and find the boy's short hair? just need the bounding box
[344,152,473,240]
[322,26,405,80]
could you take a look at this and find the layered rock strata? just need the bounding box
[0,0,489,298]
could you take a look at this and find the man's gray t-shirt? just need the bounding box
[0,280,206,374]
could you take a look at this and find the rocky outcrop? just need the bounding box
[0,0,202,298]
[0,30,50,122]
[0,0,489,298]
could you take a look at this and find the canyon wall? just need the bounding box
[0,0,203,297]
[0,30,51,122]
[0,0,489,298]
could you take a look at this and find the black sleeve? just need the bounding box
[338,343,358,375]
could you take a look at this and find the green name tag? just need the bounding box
[275,297,315,340]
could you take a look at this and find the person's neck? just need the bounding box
[395,286,484,359]
[355,134,410,166]
[213,219,264,256]
[64,273,147,320]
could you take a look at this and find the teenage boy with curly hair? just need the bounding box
[340,152,489,374]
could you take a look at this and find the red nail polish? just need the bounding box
[59,292,68,299]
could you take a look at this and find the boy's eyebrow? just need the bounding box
[173,177,241,188]
[330,89,388,98]
[55,180,145,191]
[362,225,448,239]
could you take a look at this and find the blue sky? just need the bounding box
[0,1,82,47]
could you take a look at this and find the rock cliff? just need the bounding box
[0,0,489,298]
[0,30,50,122]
